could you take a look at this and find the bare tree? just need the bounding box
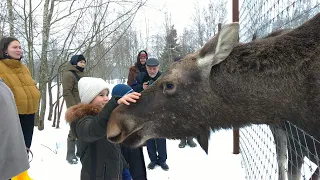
[0,1,7,37]
[180,28,198,57]
[3,0,147,130]
[149,34,164,59]
[38,0,55,130]
[22,0,36,77]
[192,1,204,47]
[6,0,14,36]
[190,0,228,47]
[202,0,228,41]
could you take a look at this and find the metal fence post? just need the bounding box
[232,0,240,155]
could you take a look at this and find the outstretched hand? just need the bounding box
[117,92,141,105]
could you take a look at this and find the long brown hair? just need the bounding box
[0,37,20,60]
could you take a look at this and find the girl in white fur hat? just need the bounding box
[65,77,141,180]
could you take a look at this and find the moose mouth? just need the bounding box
[107,125,145,147]
[121,131,146,147]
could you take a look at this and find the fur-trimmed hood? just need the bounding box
[129,65,139,73]
[65,103,102,123]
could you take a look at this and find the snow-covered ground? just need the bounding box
[28,82,246,179]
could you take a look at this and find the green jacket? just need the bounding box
[62,63,86,108]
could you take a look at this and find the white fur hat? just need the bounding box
[78,77,109,104]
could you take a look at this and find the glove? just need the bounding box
[122,168,133,180]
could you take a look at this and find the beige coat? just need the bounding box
[62,63,86,108]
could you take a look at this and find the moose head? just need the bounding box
[107,13,320,153]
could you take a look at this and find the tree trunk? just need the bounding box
[47,78,53,121]
[38,0,55,130]
[7,0,14,36]
[34,109,39,127]
[52,101,57,127]
[56,99,64,129]
[23,0,35,77]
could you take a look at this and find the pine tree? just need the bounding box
[159,25,181,72]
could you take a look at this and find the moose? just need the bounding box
[107,13,320,180]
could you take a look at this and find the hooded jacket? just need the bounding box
[62,62,86,108]
[0,59,40,114]
[127,50,148,86]
[65,97,128,180]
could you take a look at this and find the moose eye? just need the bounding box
[166,83,174,89]
[163,82,176,96]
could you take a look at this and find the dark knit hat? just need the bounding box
[70,54,86,65]
[111,84,134,97]
[146,58,159,67]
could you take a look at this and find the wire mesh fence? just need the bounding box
[240,125,278,180]
[239,0,320,42]
[238,0,320,179]
[240,123,320,180]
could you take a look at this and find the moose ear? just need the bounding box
[197,23,239,68]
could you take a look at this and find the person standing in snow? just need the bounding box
[0,37,40,152]
[65,77,140,180]
[62,54,87,164]
[131,58,169,171]
[127,50,148,86]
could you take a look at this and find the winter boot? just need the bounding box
[178,137,186,148]
[187,137,197,147]
[66,140,78,164]
[147,162,157,170]
[160,162,169,171]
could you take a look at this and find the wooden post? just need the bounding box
[232,0,240,155]
[56,73,60,128]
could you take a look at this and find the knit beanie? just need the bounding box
[78,77,109,104]
[111,84,134,97]
[70,54,86,65]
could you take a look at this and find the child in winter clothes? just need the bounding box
[65,77,141,180]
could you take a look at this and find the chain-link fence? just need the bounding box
[238,0,320,179]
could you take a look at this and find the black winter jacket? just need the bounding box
[65,97,128,180]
